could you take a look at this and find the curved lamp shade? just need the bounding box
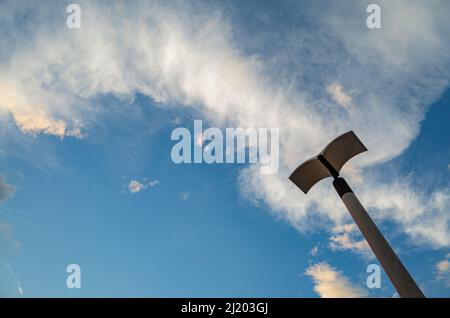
[289,131,367,194]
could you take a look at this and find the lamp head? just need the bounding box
[289,131,367,194]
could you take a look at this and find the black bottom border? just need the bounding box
[1,298,449,316]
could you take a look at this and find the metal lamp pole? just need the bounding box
[289,131,425,298]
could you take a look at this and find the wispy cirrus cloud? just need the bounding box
[0,0,449,250]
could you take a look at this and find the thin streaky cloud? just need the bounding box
[0,0,449,249]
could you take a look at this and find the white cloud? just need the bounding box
[305,262,367,298]
[358,183,450,248]
[326,83,352,109]
[128,180,145,193]
[309,246,319,256]
[436,259,450,275]
[0,81,84,138]
[329,223,371,257]
[1,1,449,249]
[127,179,159,194]
[435,253,450,286]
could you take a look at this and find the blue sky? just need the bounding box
[0,0,449,297]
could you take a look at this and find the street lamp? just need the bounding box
[289,131,425,298]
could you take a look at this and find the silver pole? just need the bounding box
[333,177,425,298]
